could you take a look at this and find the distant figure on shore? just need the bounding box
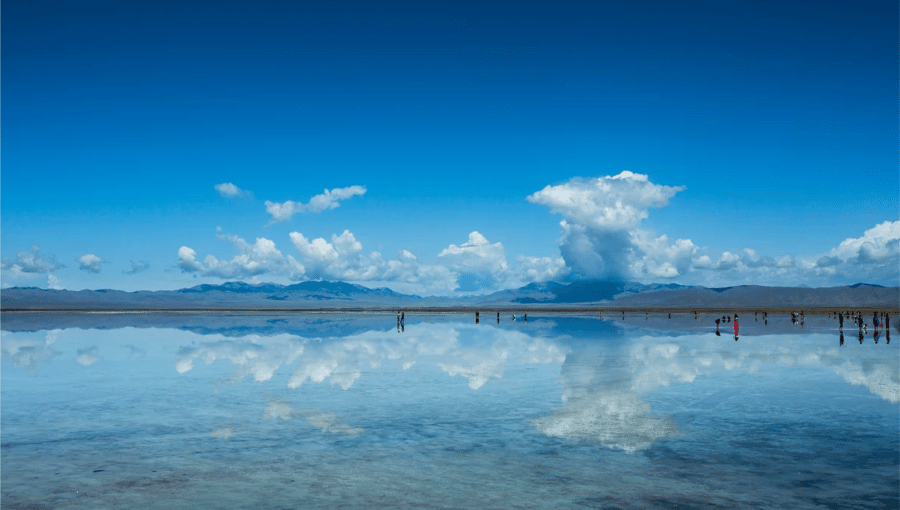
[497,311,500,323]
[839,312,843,328]
[524,313,527,323]
[476,311,480,324]
[887,313,890,329]
[715,318,721,336]
[734,314,739,340]
[512,314,517,321]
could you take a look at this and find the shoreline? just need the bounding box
[2,307,898,315]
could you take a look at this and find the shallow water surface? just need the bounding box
[2,312,898,509]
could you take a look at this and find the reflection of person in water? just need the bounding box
[873,329,879,344]
[840,331,844,346]
[476,311,480,324]
[715,318,721,336]
[858,329,864,344]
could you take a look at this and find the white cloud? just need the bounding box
[290,230,459,294]
[437,231,509,291]
[525,172,898,287]
[715,251,741,270]
[215,182,247,198]
[527,172,696,281]
[47,274,64,290]
[1,244,64,274]
[77,253,106,273]
[826,220,900,265]
[178,233,305,280]
[265,186,366,223]
[438,232,507,273]
[516,255,569,283]
[528,171,684,231]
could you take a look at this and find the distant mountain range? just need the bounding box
[1,280,897,310]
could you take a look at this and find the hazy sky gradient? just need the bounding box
[3,0,897,294]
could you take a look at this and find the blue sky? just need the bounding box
[3,0,898,294]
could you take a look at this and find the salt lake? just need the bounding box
[2,312,898,509]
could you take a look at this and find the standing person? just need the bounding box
[839,312,844,328]
[733,313,739,339]
[873,312,879,328]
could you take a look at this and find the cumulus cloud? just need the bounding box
[529,171,684,230]
[47,274,64,290]
[437,231,509,291]
[528,172,693,281]
[525,172,898,287]
[289,230,458,294]
[828,221,900,263]
[265,186,366,223]
[177,228,460,294]
[693,221,899,286]
[77,254,106,273]
[178,233,305,280]
[805,221,900,283]
[215,182,248,198]
[516,255,569,284]
[124,260,150,275]
[1,244,64,275]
